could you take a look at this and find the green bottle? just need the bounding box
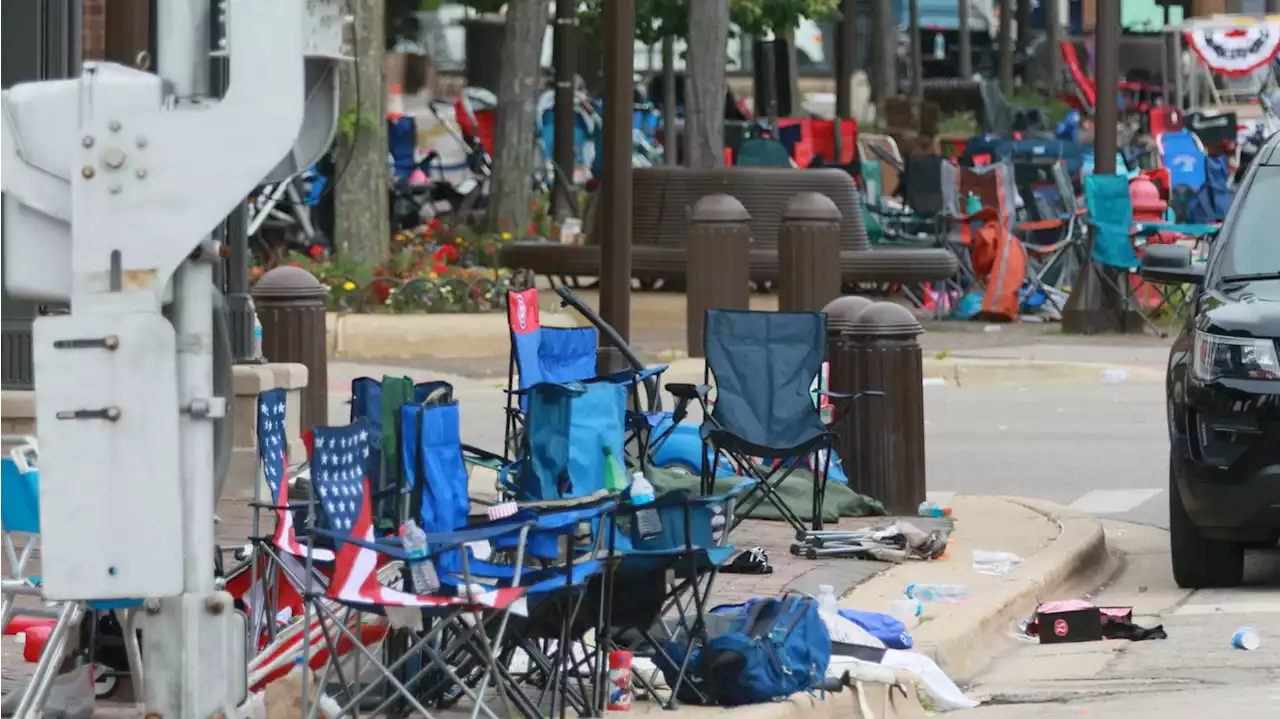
[603,445,628,494]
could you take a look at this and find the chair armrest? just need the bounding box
[666,383,711,400]
[1015,218,1067,233]
[425,515,535,548]
[309,527,413,561]
[462,443,508,470]
[820,390,885,401]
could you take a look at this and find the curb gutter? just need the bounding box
[910,498,1116,684]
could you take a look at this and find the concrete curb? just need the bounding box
[909,497,1116,684]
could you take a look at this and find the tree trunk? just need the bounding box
[485,0,548,236]
[335,0,390,267]
[997,0,1014,95]
[686,0,730,168]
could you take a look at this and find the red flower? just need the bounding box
[527,224,538,236]
[432,245,458,264]
[308,245,325,259]
[432,263,448,275]
[288,261,301,268]
[427,217,441,230]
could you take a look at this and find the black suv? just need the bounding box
[1141,133,1280,589]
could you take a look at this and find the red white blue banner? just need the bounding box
[1185,24,1280,78]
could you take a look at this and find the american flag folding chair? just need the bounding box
[401,397,619,719]
[225,389,335,650]
[300,420,535,719]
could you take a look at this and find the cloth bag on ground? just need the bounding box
[660,594,832,706]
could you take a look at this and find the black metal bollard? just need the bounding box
[251,266,328,432]
[685,194,751,358]
[834,301,926,514]
[779,192,843,312]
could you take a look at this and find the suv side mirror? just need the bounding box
[1141,244,1205,286]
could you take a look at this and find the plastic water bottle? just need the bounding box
[401,519,439,594]
[630,472,663,540]
[933,33,946,60]
[816,584,839,614]
[629,472,655,505]
[918,501,953,518]
[905,583,969,603]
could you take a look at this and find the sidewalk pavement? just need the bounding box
[3,493,1110,716]
[324,288,1173,384]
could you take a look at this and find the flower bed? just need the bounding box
[251,219,523,313]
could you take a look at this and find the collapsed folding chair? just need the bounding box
[301,420,534,719]
[668,309,882,539]
[402,394,620,718]
[1,444,146,717]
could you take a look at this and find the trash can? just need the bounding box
[834,301,926,514]
[686,194,751,357]
[779,193,842,312]
[251,266,328,432]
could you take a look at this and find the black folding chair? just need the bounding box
[667,310,883,540]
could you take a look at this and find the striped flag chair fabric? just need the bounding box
[303,419,536,719]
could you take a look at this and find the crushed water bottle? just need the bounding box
[918,501,953,518]
[815,584,839,614]
[905,583,968,603]
[401,519,440,594]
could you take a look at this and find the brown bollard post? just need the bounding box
[778,192,843,312]
[839,302,926,514]
[686,194,751,357]
[251,266,328,432]
[822,295,875,497]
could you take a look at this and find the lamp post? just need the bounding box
[598,0,635,369]
[1062,0,1121,334]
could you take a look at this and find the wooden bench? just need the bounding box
[500,167,958,285]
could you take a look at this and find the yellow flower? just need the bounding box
[342,281,356,290]
[501,231,512,240]
[428,272,438,281]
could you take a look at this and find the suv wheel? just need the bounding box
[1169,457,1245,588]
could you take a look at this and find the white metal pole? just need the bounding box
[146,1,225,717]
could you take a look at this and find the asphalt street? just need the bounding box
[957,522,1280,718]
[330,339,1176,528]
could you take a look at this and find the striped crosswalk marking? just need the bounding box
[1067,489,1163,514]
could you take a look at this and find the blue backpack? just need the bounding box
[670,595,831,706]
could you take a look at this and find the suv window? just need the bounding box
[1221,165,1280,277]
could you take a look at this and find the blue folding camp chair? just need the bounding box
[1,445,146,715]
[400,397,618,718]
[350,375,454,521]
[1186,155,1235,225]
[494,379,750,711]
[504,288,667,468]
[667,310,883,539]
[1083,174,1219,336]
